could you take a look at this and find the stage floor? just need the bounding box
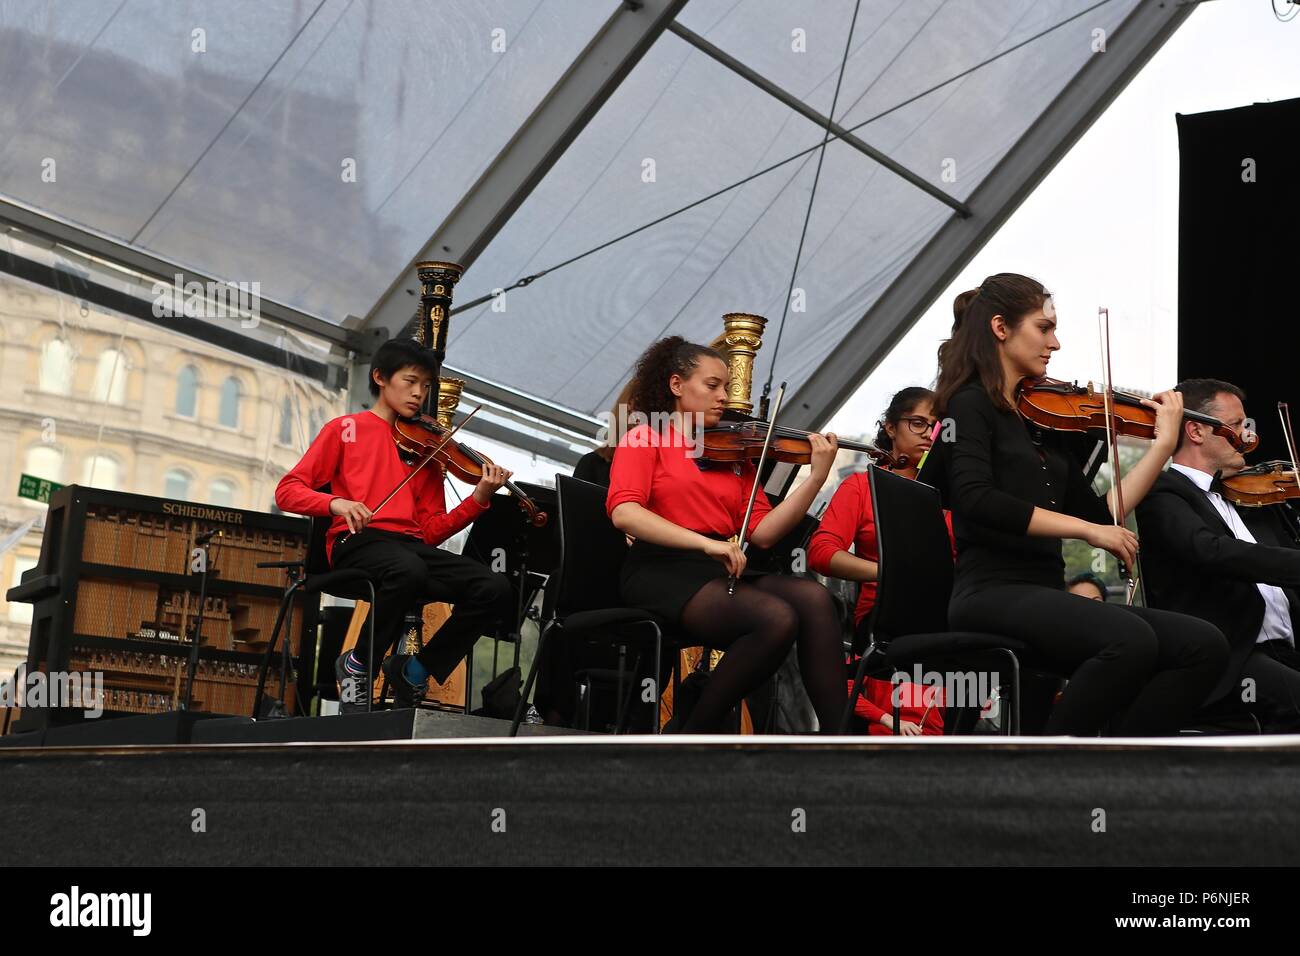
[4,728,1298,866]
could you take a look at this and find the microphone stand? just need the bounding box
[180,529,220,712]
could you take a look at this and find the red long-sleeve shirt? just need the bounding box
[274,410,487,565]
[851,676,945,733]
[808,471,954,624]
[606,423,772,536]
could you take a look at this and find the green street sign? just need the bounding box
[17,473,64,504]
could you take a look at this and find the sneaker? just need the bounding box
[381,654,428,709]
[334,652,370,715]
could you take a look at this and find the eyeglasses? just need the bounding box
[898,416,937,436]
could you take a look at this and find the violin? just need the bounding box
[391,413,547,527]
[701,420,904,469]
[1219,461,1300,508]
[1016,377,1258,454]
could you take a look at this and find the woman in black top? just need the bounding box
[925,273,1228,736]
[573,380,638,488]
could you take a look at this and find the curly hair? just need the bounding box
[627,336,726,421]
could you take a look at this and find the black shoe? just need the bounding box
[334,652,370,714]
[381,655,428,709]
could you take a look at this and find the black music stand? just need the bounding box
[461,481,559,678]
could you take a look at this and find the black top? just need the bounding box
[920,382,1112,597]
[572,450,612,487]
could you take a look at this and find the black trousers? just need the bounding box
[950,584,1229,736]
[330,529,514,683]
[1241,639,1300,733]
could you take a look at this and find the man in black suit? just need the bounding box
[1135,378,1300,731]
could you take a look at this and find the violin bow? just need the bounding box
[916,686,939,733]
[730,381,786,596]
[370,404,482,520]
[1279,402,1300,481]
[1275,402,1300,544]
[1098,308,1142,606]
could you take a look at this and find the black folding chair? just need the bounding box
[254,495,378,717]
[509,476,686,736]
[839,466,1030,735]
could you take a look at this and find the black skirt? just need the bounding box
[620,537,765,625]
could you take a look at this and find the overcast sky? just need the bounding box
[826,0,1300,439]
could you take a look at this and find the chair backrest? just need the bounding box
[867,465,954,643]
[547,475,630,619]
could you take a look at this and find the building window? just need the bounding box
[24,446,64,483]
[278,395,293,445]
[209,479,236,508]
[219,376,241,428]
[176,365,198,418]
[81,455,120,491]
[163,468,192,501]
[91,349,127,404]
[39,338,74,395]
[309,406,324,438]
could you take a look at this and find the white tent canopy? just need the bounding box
[0,0,1190,454]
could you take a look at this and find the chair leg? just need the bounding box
[614,650,643,735]
[992,648,1021,736]
[614,645,627,729]
[892,668,903,735]
[253,581,302,718]
[839,638,876,734]
[668,649,681,734]
[650,625,663,735]
[575,678,591,731]
[510,619,554,736]
[363,581,376,714]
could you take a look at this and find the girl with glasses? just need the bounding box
[808,386,950,735]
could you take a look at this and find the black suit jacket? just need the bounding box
[1135,468,1300,702]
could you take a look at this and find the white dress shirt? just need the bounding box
[1169,463,1295,646]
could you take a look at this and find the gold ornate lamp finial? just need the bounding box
[436,377,465,430]
[710,313,767,415]
[415,261,465,355]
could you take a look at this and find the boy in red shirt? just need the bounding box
[275,339,513,711]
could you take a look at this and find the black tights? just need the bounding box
[678,575,845,733]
